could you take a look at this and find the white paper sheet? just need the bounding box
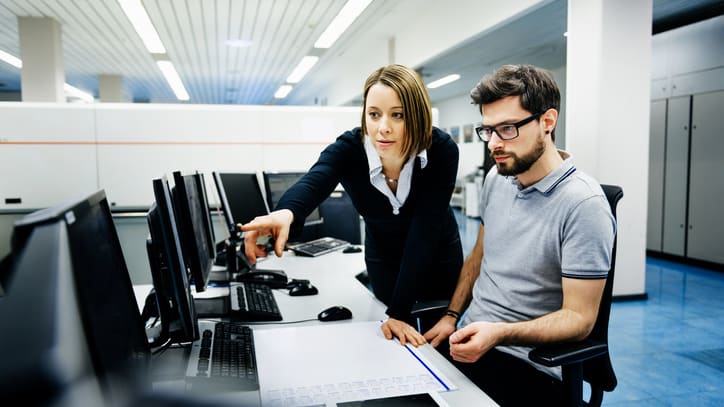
[253,321,456,406]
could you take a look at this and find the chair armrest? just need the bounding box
[528,339,608,367]
[410,300,449,317]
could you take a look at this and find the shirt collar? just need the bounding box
[511,150,575,194]
[364,135,428,177]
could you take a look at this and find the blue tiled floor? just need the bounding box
[454,210,724,406]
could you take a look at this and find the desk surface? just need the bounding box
[137,249,497,406]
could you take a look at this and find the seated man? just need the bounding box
[424,64,615,405]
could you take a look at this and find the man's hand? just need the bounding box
[448,321,503,363]
[422,315,458,348]
[381,317,426,347]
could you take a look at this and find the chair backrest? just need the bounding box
[582,184,623,391]
[319,191,362,245]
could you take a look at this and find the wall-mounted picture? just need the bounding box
[450,126,460,144]
[463,124,474,143]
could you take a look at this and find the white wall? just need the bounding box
[0,103,360,209]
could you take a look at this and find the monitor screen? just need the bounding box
[147,177,199,344]
[217,173,269,225]
[7,190,150,401]
[171,171,213,292]
[262,171,321,223]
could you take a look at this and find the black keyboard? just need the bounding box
[289,237,349,257]
[186,321,258,391]
[230,282,282,321]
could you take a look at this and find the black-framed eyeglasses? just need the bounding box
[475,110,546,142]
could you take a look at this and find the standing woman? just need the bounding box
[242,64,462,345]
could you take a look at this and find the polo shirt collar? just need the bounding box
[512,150,576,194]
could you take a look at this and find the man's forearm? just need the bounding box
[447,251,481,315]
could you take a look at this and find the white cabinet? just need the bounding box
[662,97,691,256]
[687,90,724,264]
[647,90,724,265]
[647,99,666,251]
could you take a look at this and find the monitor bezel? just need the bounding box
[262,171,322,225]
[147,177,200,344]
[171,171,213,292]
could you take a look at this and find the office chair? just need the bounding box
[528,184,623,407]
[318,191,362,245]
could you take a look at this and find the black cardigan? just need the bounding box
[277,127,460,319]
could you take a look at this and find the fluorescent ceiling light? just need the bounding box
[156,60,190,101]
[286,56,319,83]
[274,85,293,99]
[427,74,461,89]
[0,49,22,68]
[64,84,94,103]
[314,0,372,49]
[118,0,166,53]
[225,39,254,48]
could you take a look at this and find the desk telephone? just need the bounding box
[224,229,288,289]
[235,267,288,288]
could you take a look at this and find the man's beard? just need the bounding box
[491,135,546,176]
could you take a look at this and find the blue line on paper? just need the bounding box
[404,345,450,391]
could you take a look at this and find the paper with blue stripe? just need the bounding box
[254,320,456,406]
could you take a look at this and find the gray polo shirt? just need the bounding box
[463,154,615,378]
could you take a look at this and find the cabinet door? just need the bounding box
[647,100,667,251]
[662,96,690,256]
[687,90,724,264]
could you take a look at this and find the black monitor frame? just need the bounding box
[147,177,199,344]
[212,171,238,237]
[262,171,322,225]
[216,172,269,226]
[195,171,217,258]
[171,171,214,292]
[5,190,150,402]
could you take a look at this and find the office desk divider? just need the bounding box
[253,321,456,406]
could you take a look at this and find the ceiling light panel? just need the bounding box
[427,74,461,89]
[118,0,166,53]
[314,0,372,49]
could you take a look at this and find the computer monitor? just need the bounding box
[216,172,269,225]
[147,176,200,345]
[0,219,97,405]
[212,171,238,236]
[2,190,150,403]
[194,171,217,258]
[262,171,322,224]
[171,171,214,292]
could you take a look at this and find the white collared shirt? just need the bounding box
[364,135,428,215]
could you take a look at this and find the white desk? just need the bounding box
[140,249,497,406]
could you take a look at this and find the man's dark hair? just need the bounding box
[470,64,560,140]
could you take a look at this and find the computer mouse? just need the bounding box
[317,305,353,322]
[343,246,362,254]
[289,282,318,296]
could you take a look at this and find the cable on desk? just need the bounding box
[150,337,173,357]
[199,318,319,325]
